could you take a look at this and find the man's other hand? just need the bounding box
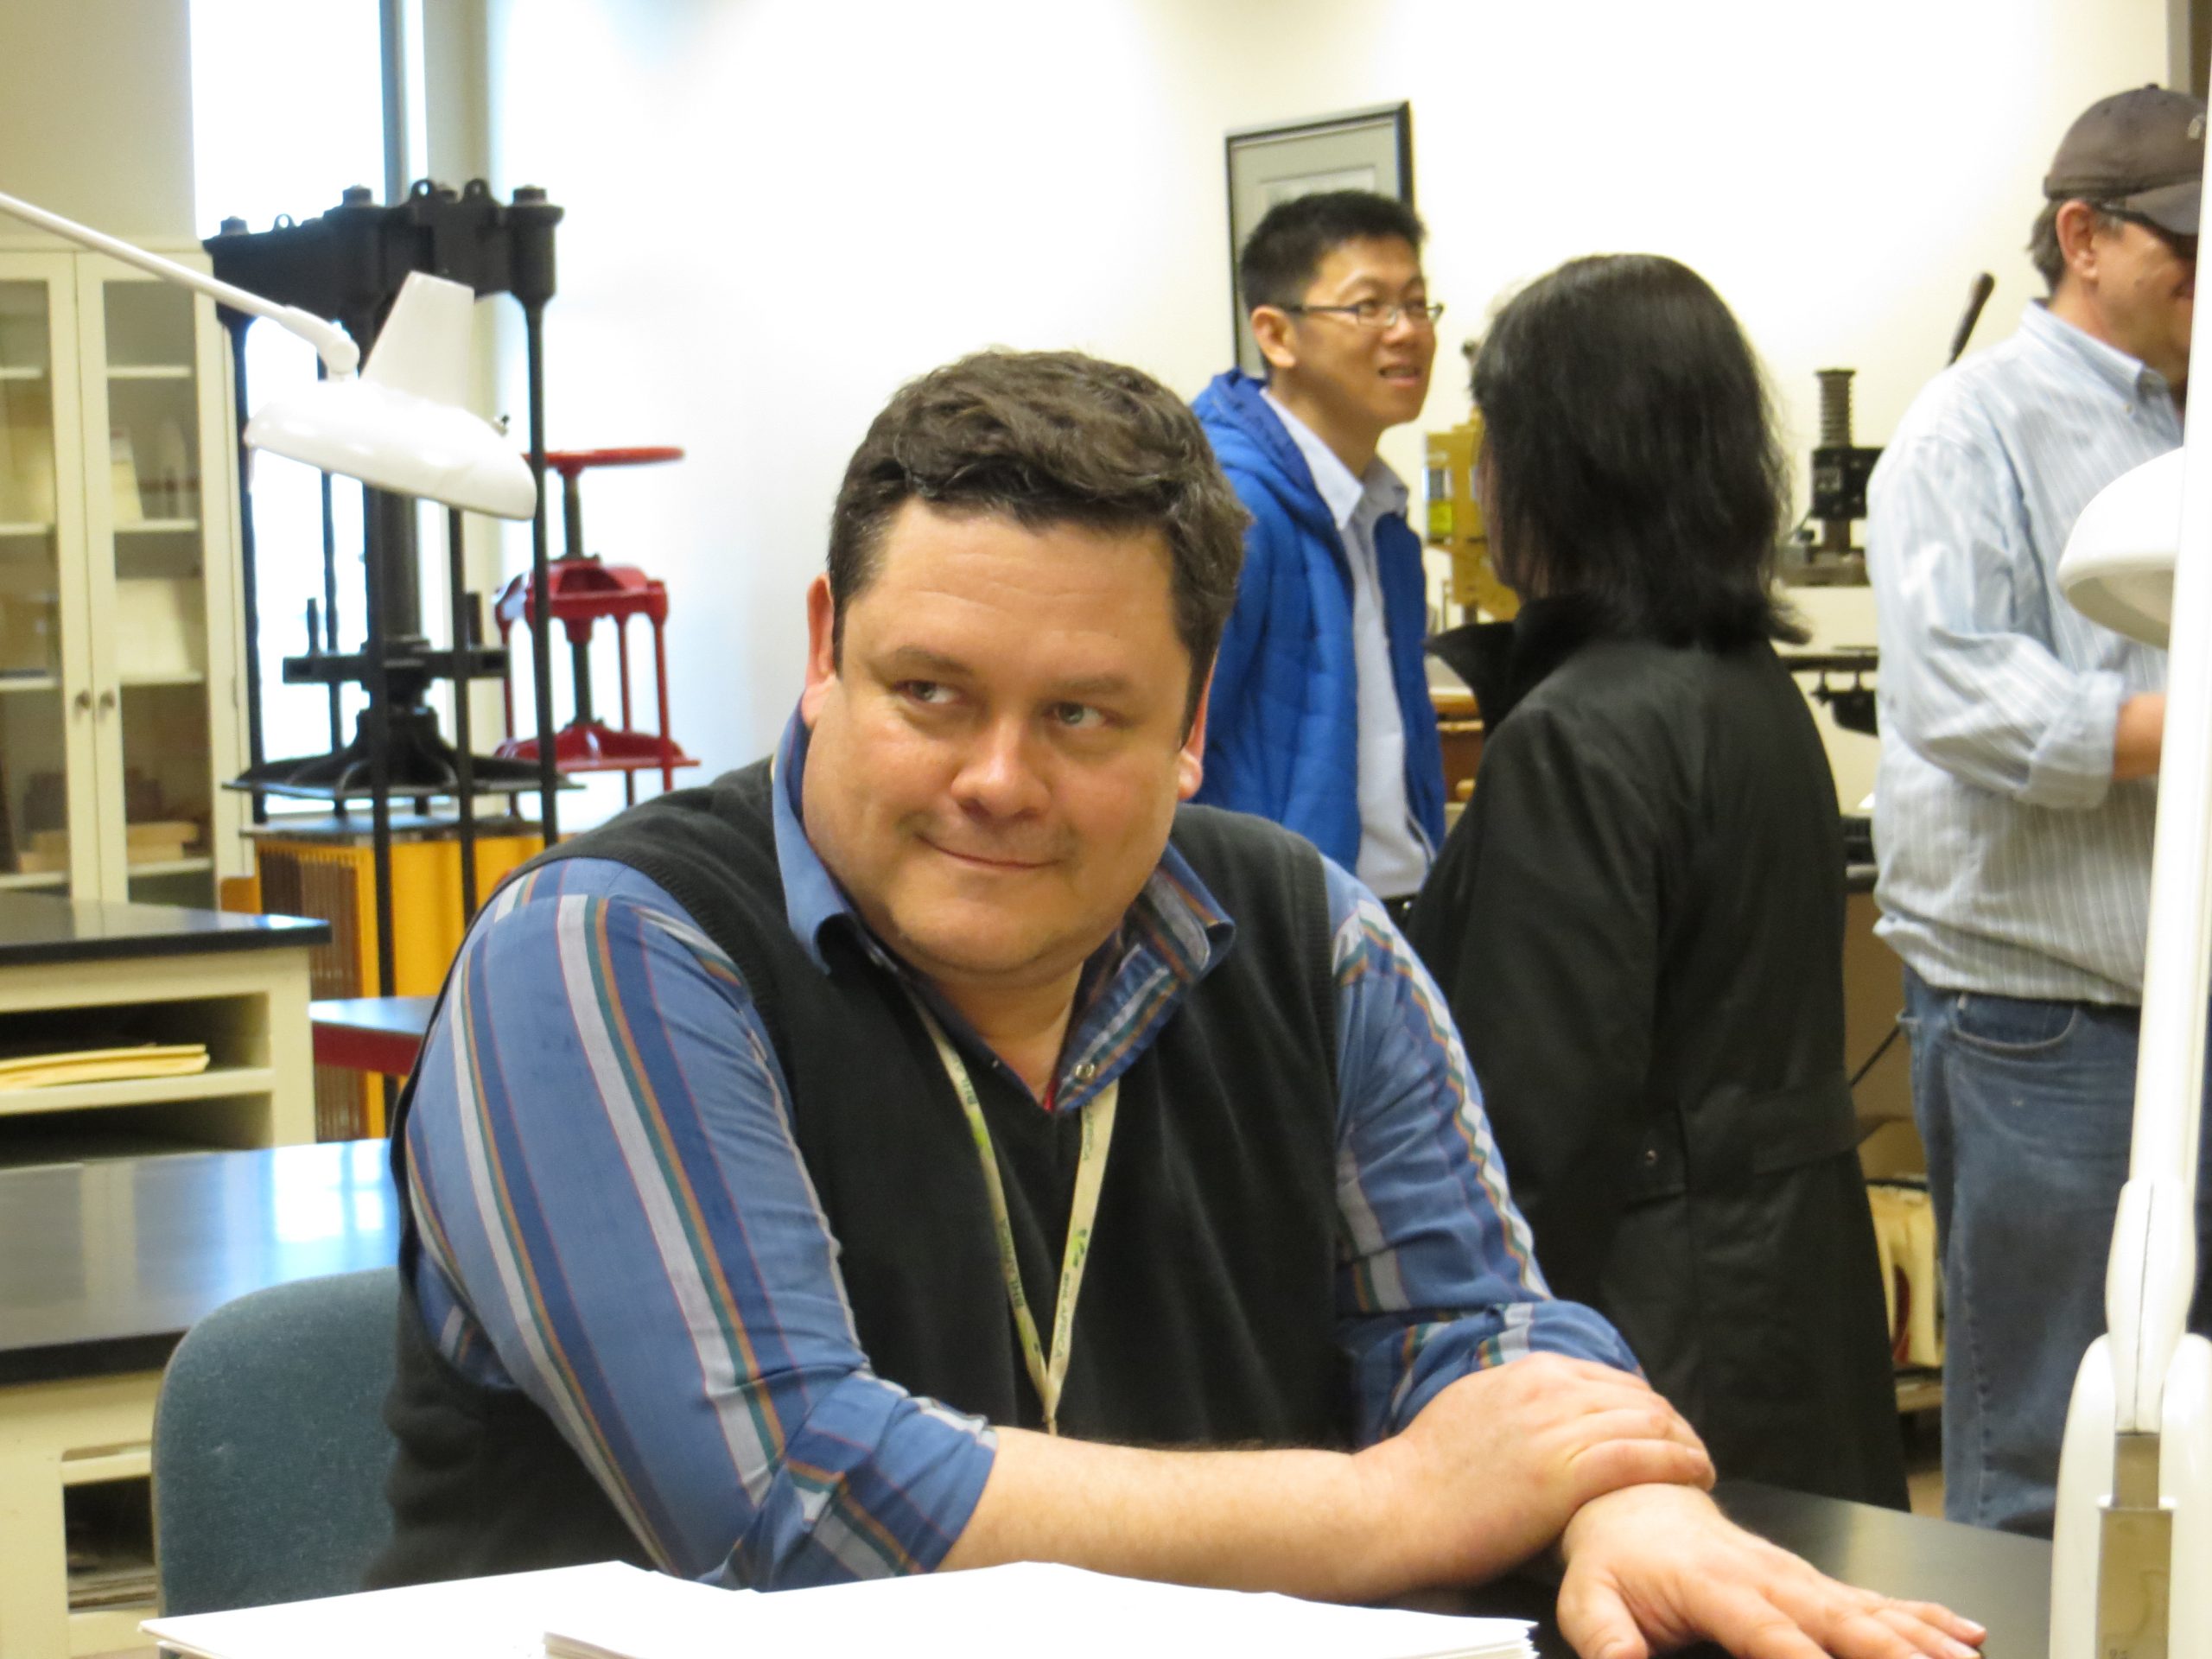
[1359,1354,1713,1587]
[1556,1485,1987,1659]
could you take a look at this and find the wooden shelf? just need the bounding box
[1896,1370,1942,1414]
[118,672,204,689]
[105,365,191,381]
[0,1064,276,1117]
[0,522,53,537]
[124,856,212,877]
[0,871,67,890]
[67,1602,154,1655]
[0,673,58,693]
[60,1446,149,1488]
[0,365,46,381]
[112,518,198,535]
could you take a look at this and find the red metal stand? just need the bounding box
[493,447,698,801]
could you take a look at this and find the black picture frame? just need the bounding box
[1224,102,1415,375]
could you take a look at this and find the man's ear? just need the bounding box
[1250,305,1300,375]
[1176,675,1211,801]
[2056,199,2107,284]
[799,574,838,727]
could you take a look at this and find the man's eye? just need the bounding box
[1050,702,1106,730]
[1352,300,1389,325]
[899,681,954,706]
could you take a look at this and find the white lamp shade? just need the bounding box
[2058,448,2184,648]
[246,379,537,519]
[241,270,537,520]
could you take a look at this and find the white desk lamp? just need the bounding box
[2050,264,2212,1659]
[0,187,535,518]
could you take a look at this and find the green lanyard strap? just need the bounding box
[906,995,1118,1437]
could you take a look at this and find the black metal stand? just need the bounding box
[209,180,569,980]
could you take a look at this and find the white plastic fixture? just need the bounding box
[2061,448,2185,647]
[2050,141,2212,1657]
[244,272,537,519]
[0,187,535,520]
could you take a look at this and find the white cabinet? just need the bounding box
[0,246,247,910]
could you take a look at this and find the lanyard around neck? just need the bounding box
[905,994,1118,1437]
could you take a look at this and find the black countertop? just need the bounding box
[0,893,329,967]
[0,1139,396,1384]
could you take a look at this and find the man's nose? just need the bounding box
[952,717,1049,817]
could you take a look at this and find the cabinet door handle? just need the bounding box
[73,689,92,714]
[97,688,117,713]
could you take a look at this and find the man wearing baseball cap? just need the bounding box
[1868,84,2206,1536]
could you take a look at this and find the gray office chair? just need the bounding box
[151,1266,399,1614]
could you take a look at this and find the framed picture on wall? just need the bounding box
[1224,102,1414,376]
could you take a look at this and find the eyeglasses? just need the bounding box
[2098,205,2199,263]
[1280,299,1446,331]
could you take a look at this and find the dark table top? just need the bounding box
[0,1139,396,1385]
[0,893,329,967]
[1455,1482,2049,1659]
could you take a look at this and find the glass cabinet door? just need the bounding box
[0,270,83,899]
[83,266,223,909]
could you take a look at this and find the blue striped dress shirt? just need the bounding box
[1868,302,2176,1003]
[400,713,1633,1592]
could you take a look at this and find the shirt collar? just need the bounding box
[2019,300,2174,407]
[1262,388,1408,530]
[769,709,1236,993]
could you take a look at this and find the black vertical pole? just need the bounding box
[225,318,268,825]
[507,184,563,845]
[360,483,397,1000]
[447,506,478,919]
[320,367,343,751]
[524,296,557,843]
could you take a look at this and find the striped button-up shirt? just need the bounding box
[401,714,1631,1592]
[1868,302,2176,1003]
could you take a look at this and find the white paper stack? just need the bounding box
[546,1560,1534,1659]
[142,1559,1534,1659]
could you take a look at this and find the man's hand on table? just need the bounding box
[1554,1484,1987,1659]
[1359,1354,1714,1589]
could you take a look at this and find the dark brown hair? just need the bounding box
[827,350,1249,723]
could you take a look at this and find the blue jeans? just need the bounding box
[1902,968,2212,1535]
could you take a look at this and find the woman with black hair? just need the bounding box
[1404,254,1908,1508]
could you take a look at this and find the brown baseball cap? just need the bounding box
[2044,84,2208,235]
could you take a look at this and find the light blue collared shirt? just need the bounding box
[1260,390,1431,899]
[1868,302,2177,1002]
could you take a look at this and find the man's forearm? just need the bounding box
[2114,692,2165,780]
[940,1357,1715,1605]
[939,1427,1408,1602]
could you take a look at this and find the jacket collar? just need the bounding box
[1194,369,1343,544]
[1491,594,1614,727]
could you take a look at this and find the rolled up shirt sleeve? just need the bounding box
[1324,861,1638,1441]
[1870,430,2126,810]
[403,859,996,1590]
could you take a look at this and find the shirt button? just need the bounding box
[1073,1061,1098,1083]
[1643,1148,1660,1167]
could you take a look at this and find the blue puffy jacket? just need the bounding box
[1191,369,1446,874]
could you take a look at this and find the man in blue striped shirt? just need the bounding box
[386,350,1981,1659]
[1869,85,2207,1535]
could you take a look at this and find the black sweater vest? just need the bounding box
[372,761,1346,1587]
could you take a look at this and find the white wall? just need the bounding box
[0,0,195,238]
[478,0,2171,809]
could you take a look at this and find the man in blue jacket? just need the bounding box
[1193,191,1446,913]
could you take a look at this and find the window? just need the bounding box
[189,0,385,790]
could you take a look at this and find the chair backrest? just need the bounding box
[152,1266,399,1615]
